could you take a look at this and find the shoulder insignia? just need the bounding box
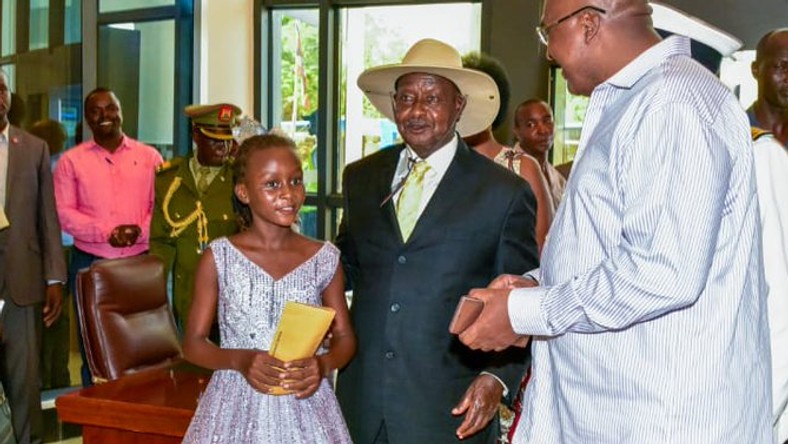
[156,157,185,174]
[751,127,772,142]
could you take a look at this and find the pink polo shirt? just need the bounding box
[54,136,163,258]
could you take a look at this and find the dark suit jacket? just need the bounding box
[0,126,66,305]
[336,139,539,443]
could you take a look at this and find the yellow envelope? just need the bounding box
[268,301,335,395]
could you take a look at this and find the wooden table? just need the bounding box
[55,363,211,444]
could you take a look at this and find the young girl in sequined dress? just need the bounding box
[182,134,355,443]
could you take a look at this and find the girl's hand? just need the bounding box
[238,350,286,394]
[281,356,326,399]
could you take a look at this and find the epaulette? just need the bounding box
[156,157,185,174]
[751,127,772,142]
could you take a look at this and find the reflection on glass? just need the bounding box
[99,20,175,158]
[30,0,49,50]
[550,67,588,165]
[272,9,320,195]
[337,3,481,190]
[1,0,17,56]
[65,0,81,45]
[299,205,318,239]
[99,0,174,13]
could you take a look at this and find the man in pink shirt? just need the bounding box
[54,87,162,385]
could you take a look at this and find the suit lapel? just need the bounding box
[375,146,405,241]
[5,127,23,210]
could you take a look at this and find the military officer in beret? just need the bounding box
[150,103,242,336]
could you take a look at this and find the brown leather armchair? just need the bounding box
[75,255,182,382]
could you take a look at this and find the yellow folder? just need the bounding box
[268,301,335,395]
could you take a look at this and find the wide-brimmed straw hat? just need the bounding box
[357,38,500,137]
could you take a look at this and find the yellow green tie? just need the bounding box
[396,160,432,241]
[197,166,211,194]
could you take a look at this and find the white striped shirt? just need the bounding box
[509,36,773,443]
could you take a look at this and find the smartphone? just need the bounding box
[448,296,484,335]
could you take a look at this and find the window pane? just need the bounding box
[299,205,318,239]
[30,0,49,50]
[1,0,16,56]
[271,9,320,194]
[551,68,588,166]
[99,20,175,158]
[65,0,82,44]
[99,0,174,13]
[337,3,482,187]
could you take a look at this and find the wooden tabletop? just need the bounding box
[56,363,212,438]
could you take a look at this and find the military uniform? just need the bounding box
[150,102,242,331]
[150,157,238,328]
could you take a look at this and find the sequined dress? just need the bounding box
[182,238,352,443]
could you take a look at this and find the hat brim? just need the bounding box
[197,127,235,141]
[357,65,500,137]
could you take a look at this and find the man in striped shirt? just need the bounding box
[459,0,773,442]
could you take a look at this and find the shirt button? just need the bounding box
[385,351,395,360]
[390,303,401,313]
[397,255,406,264]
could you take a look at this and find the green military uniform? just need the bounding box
[150,103,242,331]
[150,158,238,328]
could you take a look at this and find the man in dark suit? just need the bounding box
[335,39,539,443]
[0,69,67,444]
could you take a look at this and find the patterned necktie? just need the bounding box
[197,166,211,194]
[396,160,432,241]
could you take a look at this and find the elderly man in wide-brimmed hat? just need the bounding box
[335,38,539,444]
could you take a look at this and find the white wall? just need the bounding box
[199,0,254,117]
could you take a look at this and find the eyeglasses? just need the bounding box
[536,5,607,45]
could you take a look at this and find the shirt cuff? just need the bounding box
[479,371,508,398]
[47,280,64,286]
[524,267,541,283]
[508,286,552,336]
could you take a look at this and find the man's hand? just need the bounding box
[489,273,537,290]
[109,224,142,247]
[459,287,530,352]
[452,374,504,440]
[43,283,63,327]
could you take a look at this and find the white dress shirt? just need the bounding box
[509,36,772,443]
[391,134,457,220]
[753,132,788,444]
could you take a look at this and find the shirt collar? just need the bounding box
[190,152,222,174]
[402,133,459,177]
[88,135,130,153]
[0,124,9,144]
[604,35,691,90]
